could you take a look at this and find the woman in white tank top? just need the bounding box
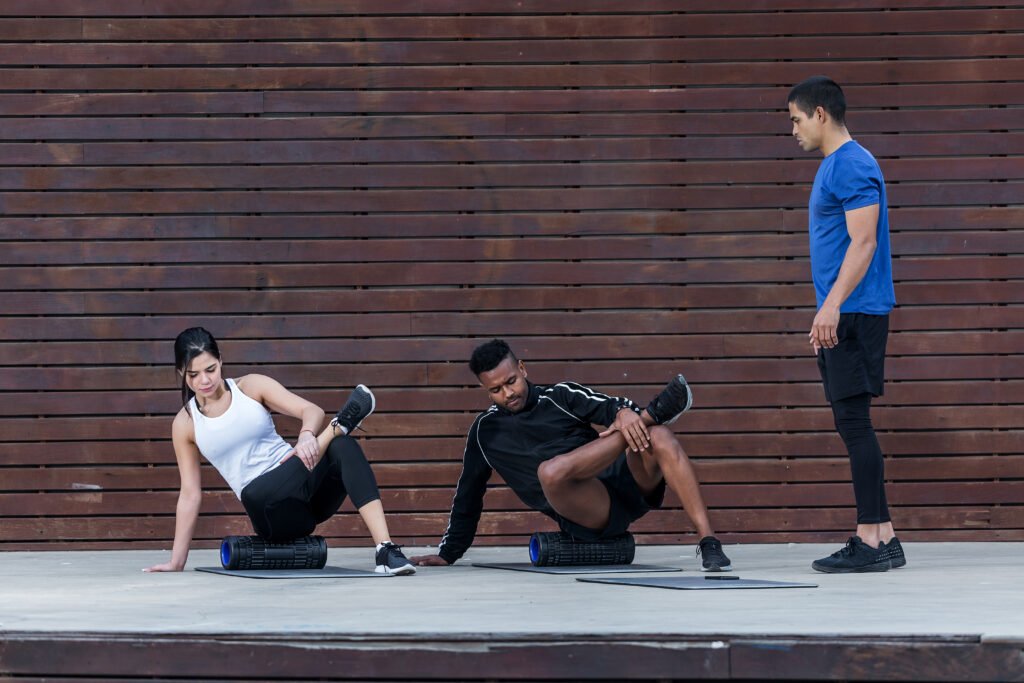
[143,327,415,575]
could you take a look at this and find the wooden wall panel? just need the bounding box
[0,2,1020,550]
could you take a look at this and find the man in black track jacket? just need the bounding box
[411,339,732,571]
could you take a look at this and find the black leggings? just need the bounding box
[831,392,891,525]
[239,435,380,542]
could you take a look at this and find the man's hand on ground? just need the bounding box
[410,554,450,566]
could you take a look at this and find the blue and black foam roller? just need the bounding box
[529,531,635,566]
[220,535,328,570]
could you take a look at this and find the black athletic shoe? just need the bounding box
[331,384,375,434]
[645,374,693,425]
[811,536,891,573]
[697,536,732,572]
[375,541,415,575]
[878,537,907,569]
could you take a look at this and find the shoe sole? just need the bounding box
[376,563,415,576]
[811,559,891,573]
[336,384,376,432]
[357,384,376,417]
[701,564,732,572]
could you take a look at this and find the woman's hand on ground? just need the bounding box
[143,561,183,572]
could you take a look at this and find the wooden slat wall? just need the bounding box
[1,1,1021,550]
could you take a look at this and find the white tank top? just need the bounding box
[189,378,292,499]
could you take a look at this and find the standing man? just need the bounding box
[410,339,732,571]
[788,76,905,573]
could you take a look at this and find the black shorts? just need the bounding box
[817,313,889,403]
[552,454,666,541]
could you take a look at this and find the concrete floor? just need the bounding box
[2,542,1022,643]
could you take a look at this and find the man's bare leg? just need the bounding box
[537,434,623,530]
[627,424,713,539]
[857,521,896,548]
[537,413,714,538]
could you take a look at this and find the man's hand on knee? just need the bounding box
[599,408,650,452]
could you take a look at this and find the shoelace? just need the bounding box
[833,537,860,557]
[382,542,405,559]
[330,412,367,433]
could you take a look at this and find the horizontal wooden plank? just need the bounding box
[5,233,1021,267]
[263,83,1024,114]
[1,108,1018,142]
[5,0,1017,17]
[1,353,1020,394]
[2,34,1022,66]
[3,256,1023,291]
[3,481,1023,517]
[5,379,1023,417]
[0,18,82,39]
[2,404,1021,441]
[1,83,1019,117]
[3,157,1022,192]
[0,144,81,165]
[67,11,1024,41]
[1,505,1020,543]
[2,206,1022,240]
[1,306,1021,342]
[2,186,1024,216]
[3,59,1023,91]
[3,281,1021,317]
[4,455,1021,494]
[31,135,1018,166]
[3,429,1022,467]
[0,92,263,116]
[0,331,1021,366]
[0,183,1020,214]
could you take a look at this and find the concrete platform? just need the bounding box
[2,542,1023,681]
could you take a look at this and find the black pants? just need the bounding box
[240,435,380,542]
[832,393,891,525]
[817,313,892,525]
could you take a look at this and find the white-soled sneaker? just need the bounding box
[375,541,416,575]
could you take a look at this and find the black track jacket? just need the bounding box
[436,381,641,564]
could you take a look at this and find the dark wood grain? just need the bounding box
[1,4,1019,550]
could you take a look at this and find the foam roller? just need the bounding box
[528,531,635,566]
[220,535,328,570]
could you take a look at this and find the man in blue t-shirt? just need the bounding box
[787,76,905,573]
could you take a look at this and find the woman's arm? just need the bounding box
[144,410,203,572]
[238,374,326,469]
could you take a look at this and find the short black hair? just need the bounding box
[469,338,517,376]
[788,76,846,126]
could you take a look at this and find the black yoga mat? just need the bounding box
[577,576,817,590]
[472,562,680,574]
[195,566,389,579]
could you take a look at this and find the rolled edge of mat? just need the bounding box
[529,531,635,566]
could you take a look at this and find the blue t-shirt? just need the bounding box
[808,140,896,314]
